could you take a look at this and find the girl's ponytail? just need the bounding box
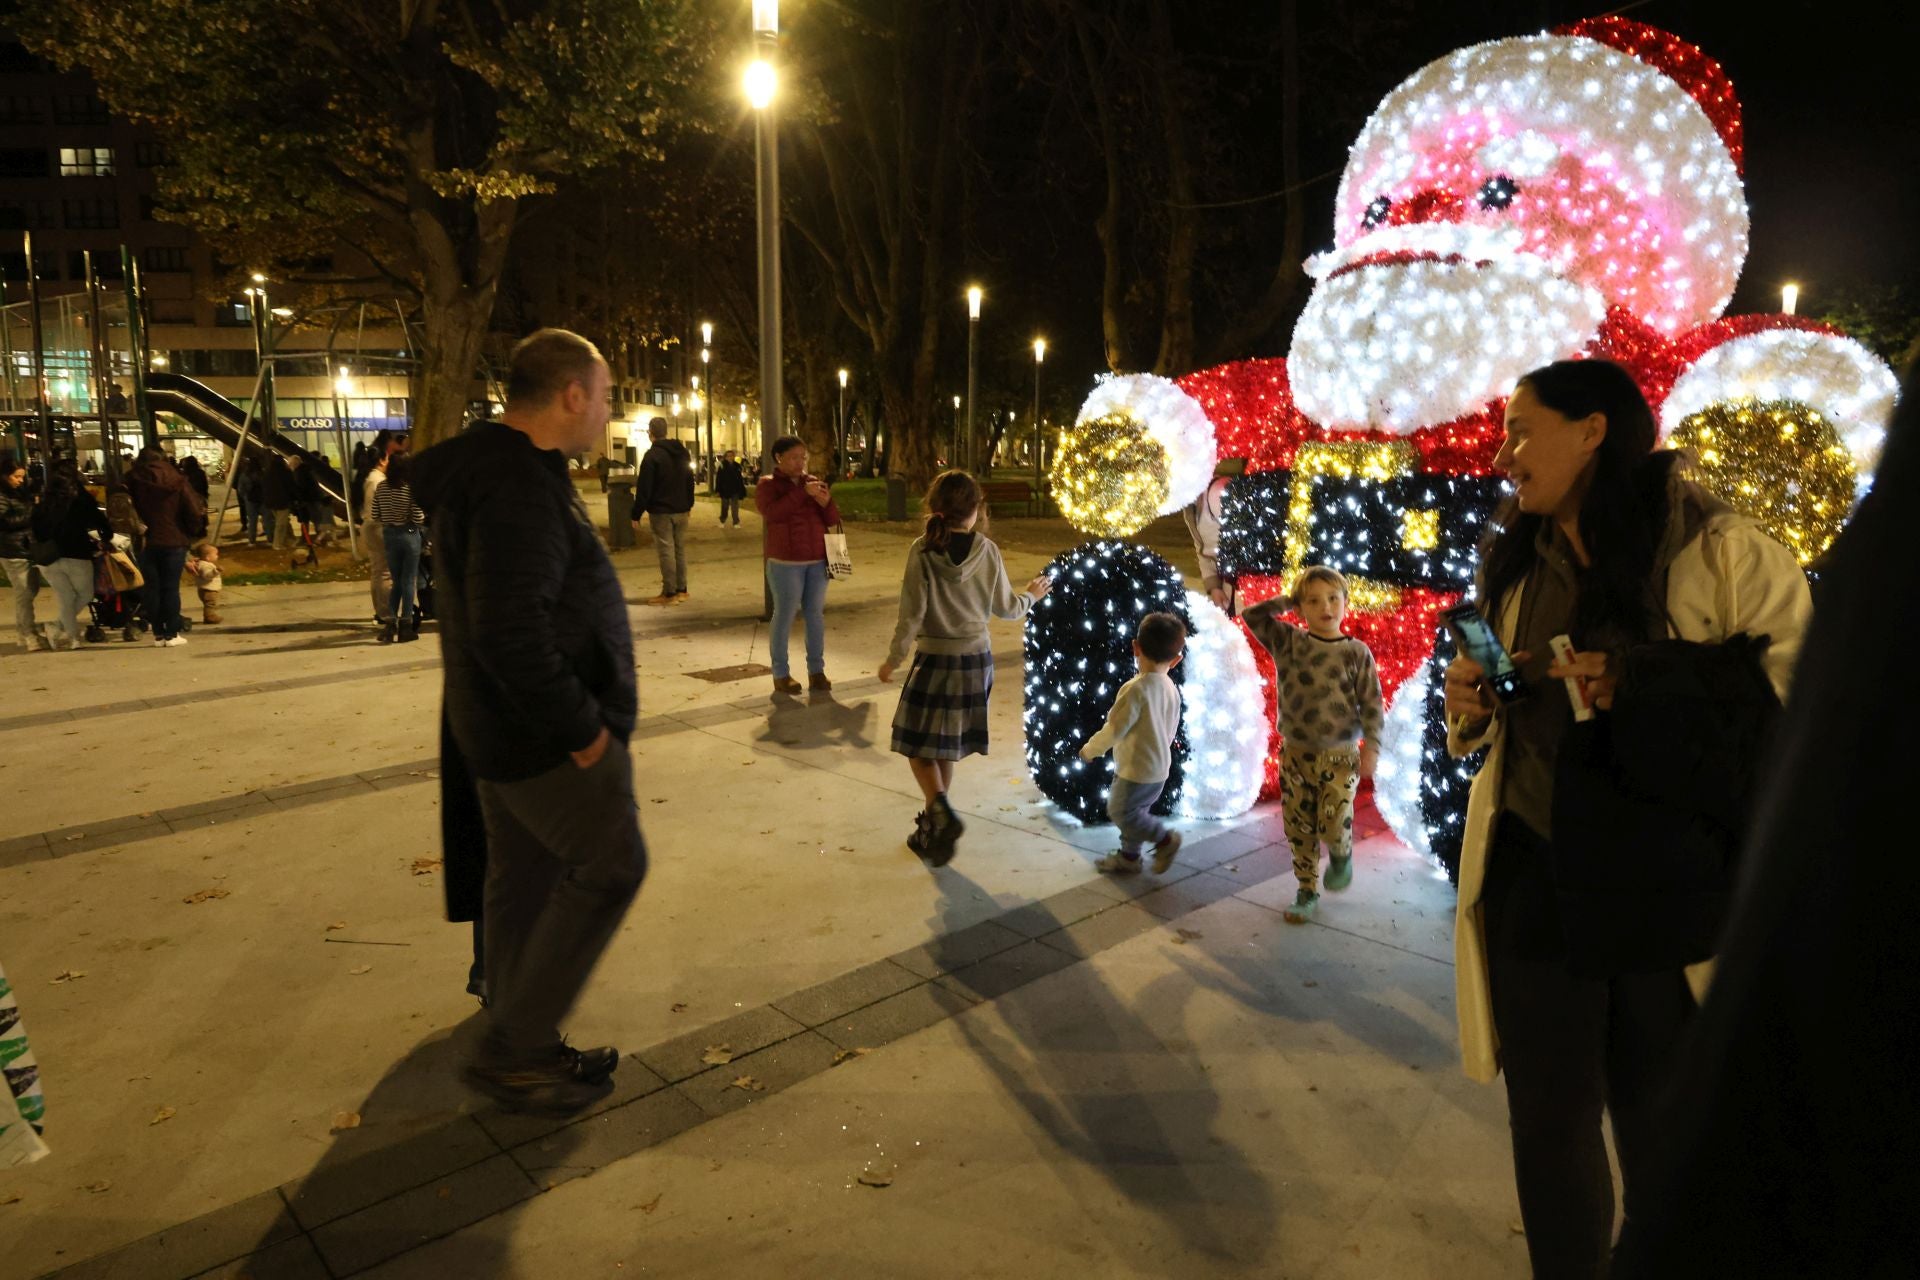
[922,470,984,551]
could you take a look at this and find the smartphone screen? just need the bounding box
[1442,603,1528,703]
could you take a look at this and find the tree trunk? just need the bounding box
[411,289,493,448]
[1076,15,1133,373]
[1148,0,1198,377]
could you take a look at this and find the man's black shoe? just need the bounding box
[464,1041,620,1115]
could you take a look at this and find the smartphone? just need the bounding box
[1441,602,1528,704]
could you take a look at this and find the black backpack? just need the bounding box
[1550,632,1781,977]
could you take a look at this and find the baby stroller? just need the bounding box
[85,536,147,644]
[415,542,435,622]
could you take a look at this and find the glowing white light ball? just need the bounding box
[1173,590,1266,820]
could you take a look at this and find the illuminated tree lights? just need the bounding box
[1023,543,1191,825]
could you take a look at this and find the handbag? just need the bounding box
[1549,632,1781,977]
[824,525,853,580]
[104,548,144,593]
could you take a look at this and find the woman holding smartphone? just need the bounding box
[1443,358,1810,1277]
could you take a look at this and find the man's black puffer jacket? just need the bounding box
[0,483,33,559]
[413,420,636,782]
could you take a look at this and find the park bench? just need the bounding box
[980,479,1040,516]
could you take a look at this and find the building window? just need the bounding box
[134,141,170,168]
[0,95,43,125]
[67,251,123,281]
[214,300,253,328]
[143,246,189,273]
[62,198,119,230]
[58,147,115,177]
[0,148,45,179]
[1,251,60,281]
[53,94,111,126]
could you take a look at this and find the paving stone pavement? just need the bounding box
[1,504,1524,1279]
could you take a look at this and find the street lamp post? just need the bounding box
[1032,336,1046,496]
[747,5,781,476]
[700,335,713,468]
[965,285,982,473]
[836,367,848,478]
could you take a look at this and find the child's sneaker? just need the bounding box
[1283,889,1319,923]
[1150,830,1182,875]
[1324,854,1353,892]
[1094,851,1142,875]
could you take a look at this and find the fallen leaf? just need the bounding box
[729,1075,764,1092]
[830,1047,871,1066]
[700,1045,734,1066]
[83,1180,112,1193]
[649,798,668,804]
[436,1187,451,1199]
[182,887,230,905]
[1302,979,1319,988]
[1171,928,1202,945]
[150,1106,176,1126]
[0,1192,21,1205]
[326,921,348,932]
[1307,1084,1319,1092]
[669,1002,688,1014]
[330,1111,361,1132]
[637,1193,663,1215]
[409,858,441,876]
[349,964,372,976]
[126,1074,151,1082]
[48,969,85,984]
[1508,1221,1526,1236]
[856,1166,894,1189]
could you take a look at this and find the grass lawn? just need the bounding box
[829,469,1052,522]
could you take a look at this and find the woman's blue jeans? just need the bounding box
[384,525,423,624]
[766,559,827,678]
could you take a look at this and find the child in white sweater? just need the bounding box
[1079,612,1187,875]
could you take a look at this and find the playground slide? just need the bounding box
[144,371,347,508]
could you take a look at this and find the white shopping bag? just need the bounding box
[824,528,853,580]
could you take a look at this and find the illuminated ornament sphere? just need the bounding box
[1172,591,1266,820]
[1048,414,1170,538]
[1023,542,1190,824]
[1668,398,1857,565]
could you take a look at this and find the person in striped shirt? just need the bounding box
[372,453,427,643]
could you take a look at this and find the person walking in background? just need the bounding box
[187,541,223,625]
[715,449,746,527]
[372,452,426,644]
[29,458,112,650]
[1080,612,1186,876]
[630,418,694,606]
[757,436,843,694]
[235,455,263,545]
[359,430,407,628]
[127,445,204,648]
[260,452,295,550]
[1,451,45,652]
[879,470,1051,864]
[412,327,646,1117]
[1441,360,1811,1277]
[1241,566,1384,924]
[177,455,210,503]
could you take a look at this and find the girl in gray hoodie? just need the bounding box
[879,471,1052,864]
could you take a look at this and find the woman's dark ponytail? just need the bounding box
[922,470,983,551]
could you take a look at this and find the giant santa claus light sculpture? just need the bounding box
[1032,17,1898,875]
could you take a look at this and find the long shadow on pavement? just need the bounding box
[753,690,877,752]
[929,868,1278,1264]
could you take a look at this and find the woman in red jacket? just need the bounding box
[755,436,842,694]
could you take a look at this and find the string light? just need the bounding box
[1023,542,1191,824]
[1047,415,1171,539]
[1173,591,1267,819]
[1668,399,1857,564]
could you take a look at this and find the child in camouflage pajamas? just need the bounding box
[1242,566,1384,923]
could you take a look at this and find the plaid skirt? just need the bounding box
[890,649,994,760]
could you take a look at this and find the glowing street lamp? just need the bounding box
[964,285,983,470]
[836,367,849,477]
[700,344,713,462]
[1781,282,1800,315]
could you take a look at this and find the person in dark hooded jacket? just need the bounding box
[629,417,695,605]
[127,447,204,646]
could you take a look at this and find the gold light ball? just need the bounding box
[1669,398,1856,565]
[1048,413,1171,537]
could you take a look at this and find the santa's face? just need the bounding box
[1288,33,1747,435]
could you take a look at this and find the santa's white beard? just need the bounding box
[1287,253,1607,434]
